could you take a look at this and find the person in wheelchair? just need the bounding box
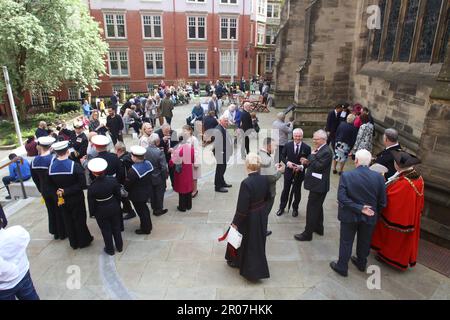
[186,103,205,129]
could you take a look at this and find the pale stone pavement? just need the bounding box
[3,100,450,300]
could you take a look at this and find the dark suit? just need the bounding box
[145,145,168,213]
[213,124,234,190]
[240,110,253,155]
[0,203,7,228]
[279,141,311,211]
[303,144,333,237]
[335,166,387,272]
[375,144,402,181]
[155,128,178,186]
[325,110,341,149]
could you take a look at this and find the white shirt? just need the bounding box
[386,143,400,150]
[294,142,302,154]
[0,226,31,290]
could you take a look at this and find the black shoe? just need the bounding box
[5,195,11,200]
[294,233,312,242]
[276,209,285,217]
[135,229,151,235]
[224,184,232,188]
[123,212,136,220]
[351,256,366,272]
[215,187,228,193]
[116,247,123,253]
[177,206,187,212]
[227,260,239,269]
[292,210,299,218]
[154,209,168,216]
[330,261,348,277]
[104,248,115,256]
[266,230,273,237]
[53,234,59,240]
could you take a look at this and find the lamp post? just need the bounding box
[2,66,23,146]
[231,37,235,84]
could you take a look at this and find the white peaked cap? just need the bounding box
[91,134,110,147]
[52,140,69,151]
[87,158,108,173]
[38,136,56,146]
[130,145,146,156]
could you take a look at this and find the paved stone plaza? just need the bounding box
[3,102,450,300]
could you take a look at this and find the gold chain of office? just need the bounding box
[404,176,424,197]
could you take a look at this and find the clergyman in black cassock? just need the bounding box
[225,161,271,281]
[48,144,93,249]
[87,159,123,256]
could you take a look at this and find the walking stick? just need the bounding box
[287,170,299,212]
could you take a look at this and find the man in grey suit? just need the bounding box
[295,129,333,242]
[208,94,220,116]
[259,137,285,236]
[145,134,168,216]
[330,149,387,277]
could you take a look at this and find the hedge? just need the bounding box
[56,101,81,114]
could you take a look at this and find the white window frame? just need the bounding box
[220,0,238,4]
[144,51,165,77]
[267,3,280,18]
[186,0,206,3]
[112,84,130,93]
[141,14,163,39]
[31,89,49,106]
[220,17,239,41]
[187,16,207,40]
[188,51,207,76]
[257,25,266,45]
[265,53,275,72]
[265,26,276,45]
[257,0,266,16]
[220,50,238,76]
[103,12,127,39]
[68,87,82,100]
[108,50,130,77]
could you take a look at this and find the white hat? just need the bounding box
[91,135,110,147]
[87,158,108,174]
[52,140,69,151]
[38,136,56,146]
[73,121,84,129]
[130,145,146,156]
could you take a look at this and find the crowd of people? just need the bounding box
[0,88,426,298]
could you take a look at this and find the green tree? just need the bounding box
[0,0,108,118]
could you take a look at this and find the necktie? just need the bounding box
[295,144,300,156]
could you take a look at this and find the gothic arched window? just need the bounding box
[369,0,449,64]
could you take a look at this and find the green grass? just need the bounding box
[0,111,80,147]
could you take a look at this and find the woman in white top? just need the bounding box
[183,125,201,198]
[0,218,40,300]
[145,95,157,127]
[139,122,154,149]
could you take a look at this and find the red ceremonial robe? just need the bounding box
[169,143,194,194]
[371,170,424,271]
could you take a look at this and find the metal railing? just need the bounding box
[0,157,28,199]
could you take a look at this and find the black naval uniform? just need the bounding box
[88,176,123,255]
[31,153,66,240]
[49,158,93,249]
[118,151,135,215]
[124,161,154,234]
[61,129,88,163]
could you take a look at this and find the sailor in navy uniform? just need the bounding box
[48,141,93,249]
[124,146,154,235]
[87,158,123,256]
[85,135,125,224]
[31,136,66,240]
[61,121,88,163]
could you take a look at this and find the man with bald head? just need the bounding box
[295,129,333,242]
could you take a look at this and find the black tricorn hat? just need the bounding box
[391,151,421,168]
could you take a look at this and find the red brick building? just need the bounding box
[86,0,266,97]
